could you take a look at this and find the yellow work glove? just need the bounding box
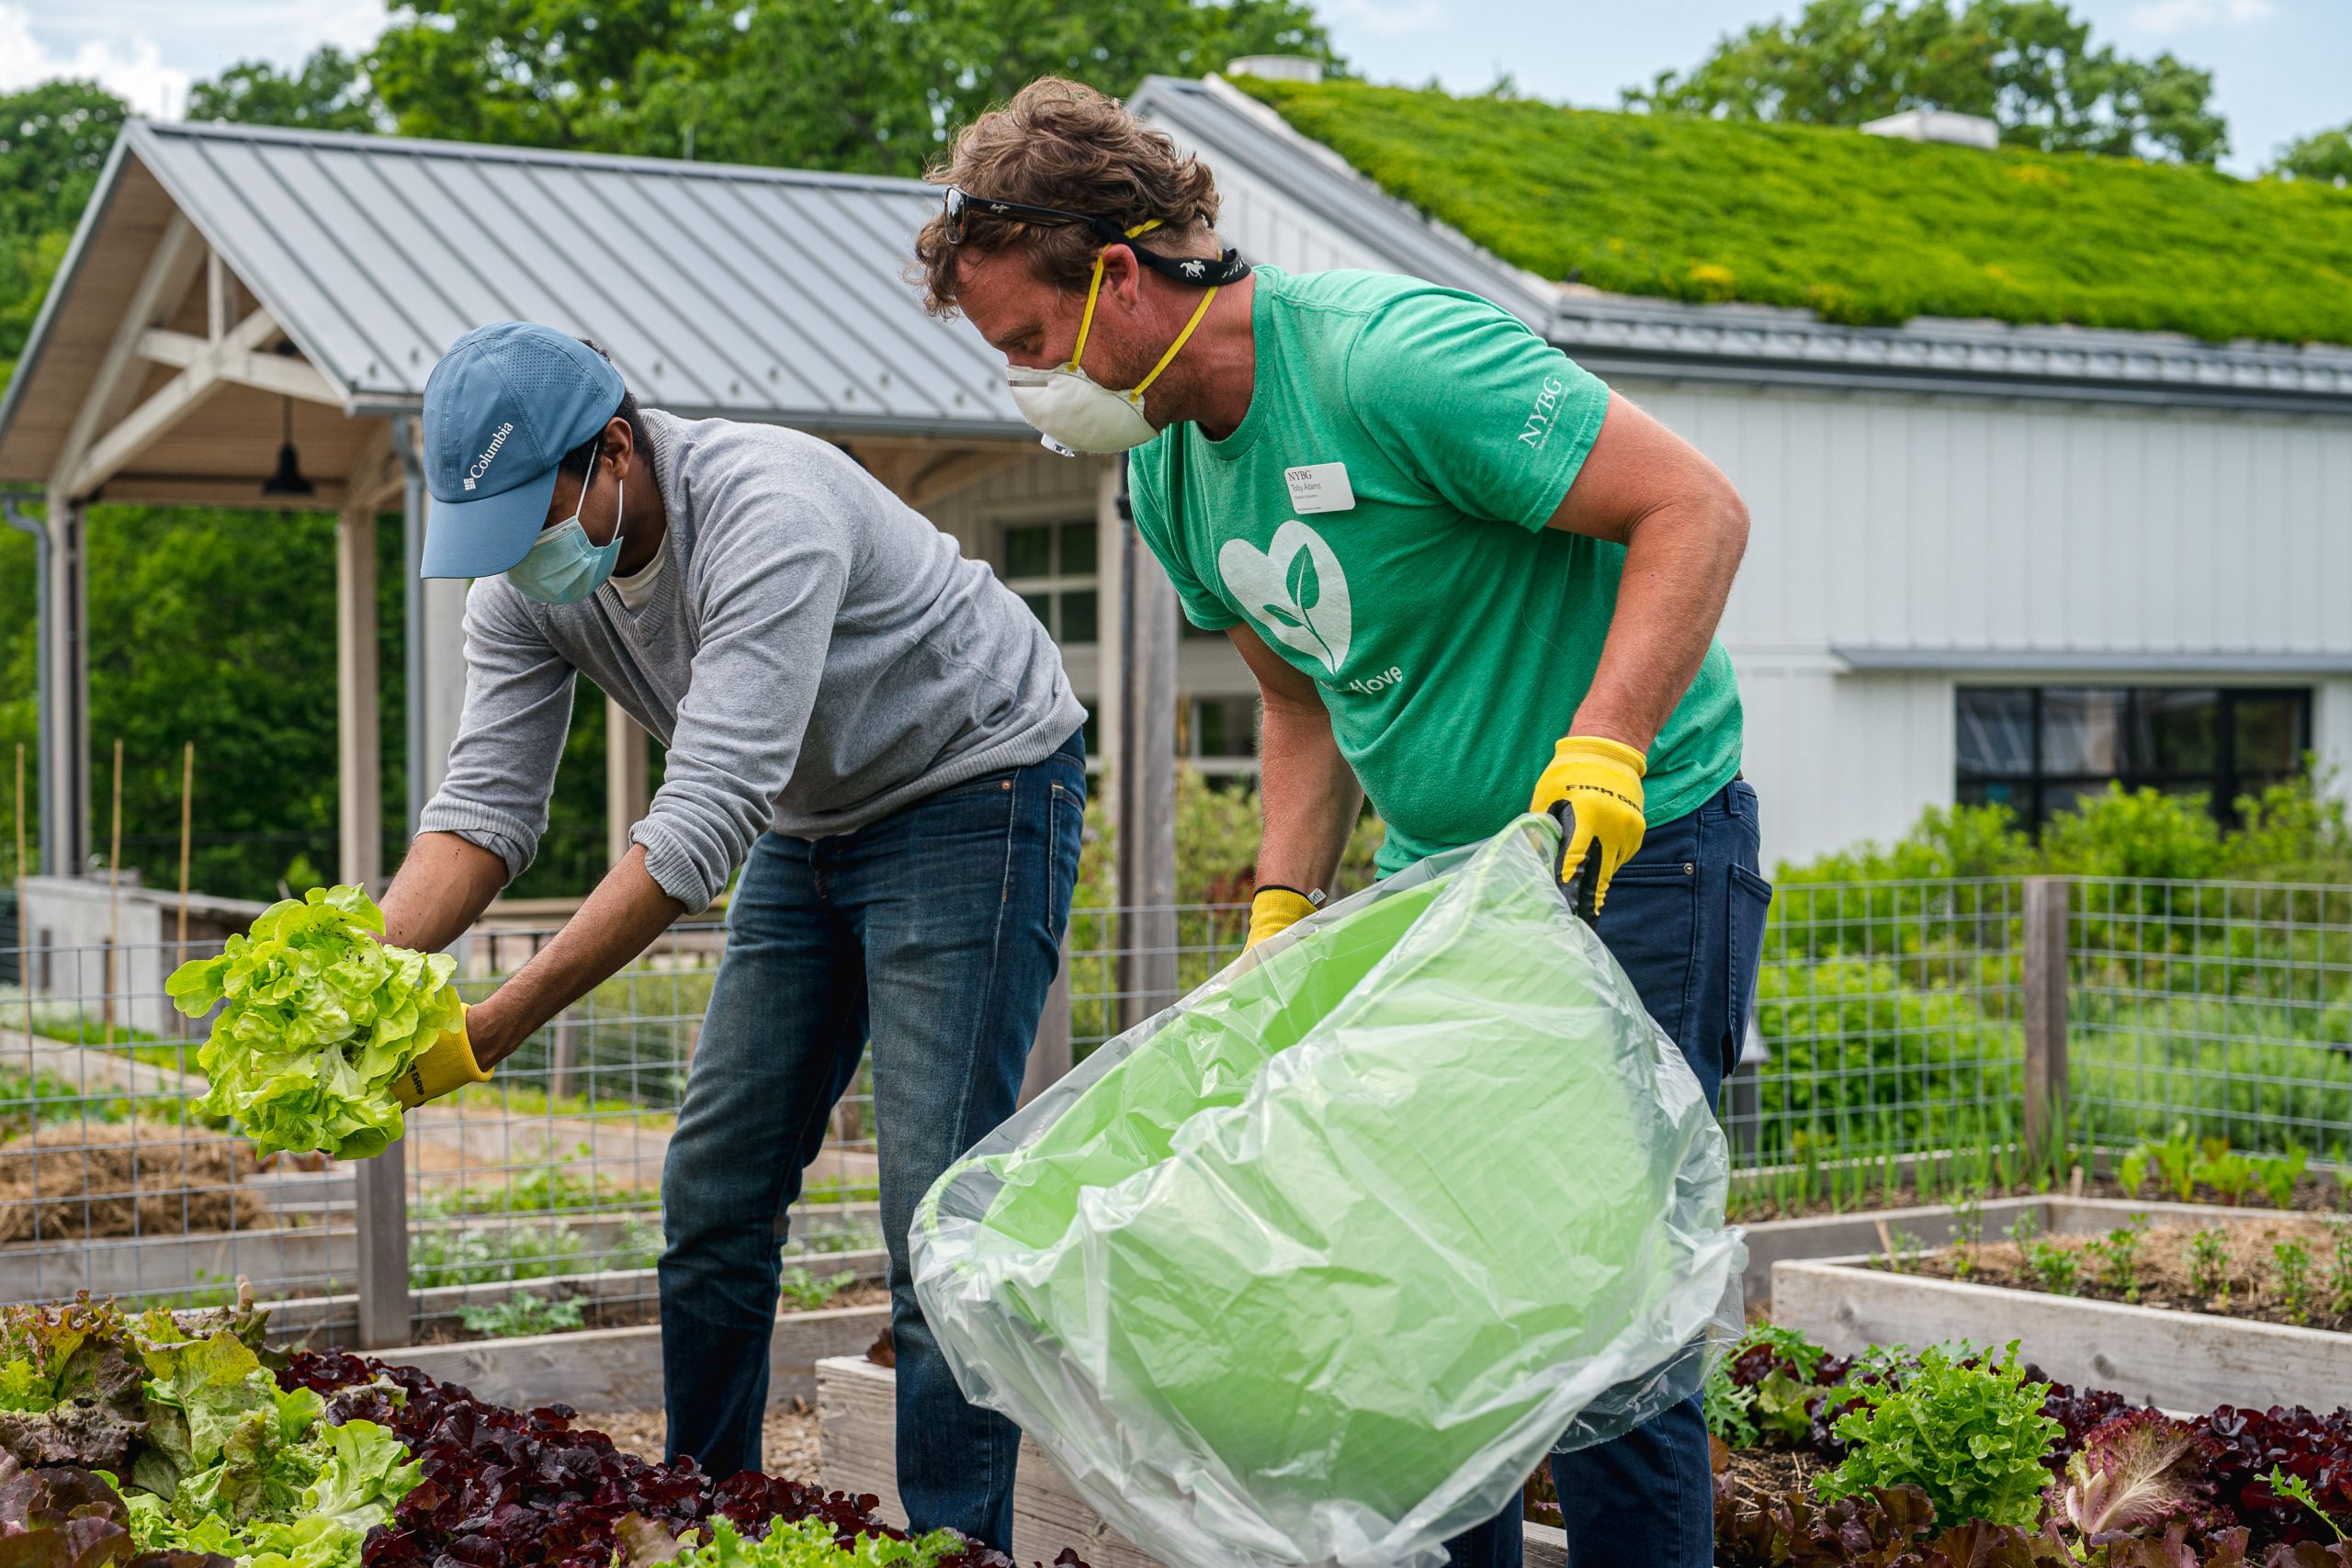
[391,1006,492,1108]
[1244,886,1318,951]
[1528,735,1648,911]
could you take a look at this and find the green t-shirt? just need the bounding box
[1130,266,1744,876]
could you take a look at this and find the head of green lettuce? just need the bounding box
[167,885,466,1160]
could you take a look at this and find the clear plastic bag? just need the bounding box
[910,815,1745,1568]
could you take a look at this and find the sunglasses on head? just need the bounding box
[941,186,1251,288]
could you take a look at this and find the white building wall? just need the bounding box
[919,373,2352,871]
[922,450,1257,718]
[1622,382,2352,659]
[1615,378,2352,867]
[2321,679,2352,797]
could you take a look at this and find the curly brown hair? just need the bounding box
[914,77,1221,317]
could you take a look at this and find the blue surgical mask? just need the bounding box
[506,457,625,606]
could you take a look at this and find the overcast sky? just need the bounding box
[5,0,2343,175]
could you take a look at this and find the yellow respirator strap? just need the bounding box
[1067,219,1215,398]
[1134,287,1219,398]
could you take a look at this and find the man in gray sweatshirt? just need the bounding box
[375,321,1085,1551]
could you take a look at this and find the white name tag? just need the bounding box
[1283,462,1355,514]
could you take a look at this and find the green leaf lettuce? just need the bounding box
[168,886,464,1159]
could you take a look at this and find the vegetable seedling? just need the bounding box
[2275,1238,2316,1325]
[2027,1237,2081,1297]
[2089,1216,2149,1303]
[780,1266,858,1312]
[2186,1226,2232,1302]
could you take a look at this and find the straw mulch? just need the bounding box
[0,1121,270,1244]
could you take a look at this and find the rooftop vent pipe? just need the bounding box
[1860,109,2001,149]
[1224,55,1324,84]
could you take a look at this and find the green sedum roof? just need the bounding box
[1233,78,2352,349]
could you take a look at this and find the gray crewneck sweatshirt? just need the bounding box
[419,409,1085,912]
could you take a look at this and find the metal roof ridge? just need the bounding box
[1551,289,2352,369]
[134,116,935,197]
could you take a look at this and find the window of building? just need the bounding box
[1002,521,1098,643]
[1955,685,2310,829]
[1178,695,1260,777]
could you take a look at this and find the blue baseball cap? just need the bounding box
[419,322,628,578]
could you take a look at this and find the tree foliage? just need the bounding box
[0,80,128,384]
[0,79,127,234]
[1623,0,2227,165]
[2271,122,2352,187]
[301,0,1335,175]
[185,49,388,134]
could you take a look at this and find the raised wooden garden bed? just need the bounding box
[1772,1201,2352,1415]
[1740,1193,2313,1306]
[384,1300,893,1412]
[814,1357,1571,1568]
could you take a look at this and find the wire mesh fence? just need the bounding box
[1734,877,2030,1171]
[2068,879,2352,1157]
[5,874,2352,1344]
[0,931,351,1331]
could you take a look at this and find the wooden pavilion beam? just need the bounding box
[137,328,341,406]
[845,437,1034,513]
[908,446,1032,510]
[65,306,287,498]
[49,213,203,494]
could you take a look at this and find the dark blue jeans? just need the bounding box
[660,729,1085,1551]
[1446,780,1770,1568]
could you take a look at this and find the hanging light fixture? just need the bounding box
[261,393,314,496]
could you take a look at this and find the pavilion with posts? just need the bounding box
[0,118,1185,998]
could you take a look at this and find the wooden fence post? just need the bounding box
[354,1139,411,1349]
[550,1010,582,1106]
[1020,929,1074,1108]
[2022,876,2070,1174]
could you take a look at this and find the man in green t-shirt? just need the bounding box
[917,78,1771,1568]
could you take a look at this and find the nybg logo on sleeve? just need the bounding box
[463,422,516,491]
[1517,376,1566,450]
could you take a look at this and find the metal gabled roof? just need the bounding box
[19,118,1023,439]
[1135,74,2352,414]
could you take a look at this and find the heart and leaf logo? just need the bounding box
[1218,520,1351,675]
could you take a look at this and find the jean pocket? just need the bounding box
[1046,779,1082,929]
[1597,861,1699,1053]
[1725,863,1774,1069]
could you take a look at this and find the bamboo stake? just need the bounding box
[106,739,122,1045]
[176,741,194,957]
[14,743,28,1051]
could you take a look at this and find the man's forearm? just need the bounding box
[1255,697,1362,897]
[379,832,511,953]
[1572,495,1747,752]
[462,846,687,1068]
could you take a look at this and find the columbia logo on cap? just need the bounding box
[463,422,516,491]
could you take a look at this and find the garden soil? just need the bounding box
[581,1402,819,1482]
[1902,1214,2352,1331]
[0,1120,267,1242]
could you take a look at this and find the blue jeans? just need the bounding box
[660,729,1086,1551]
[1446,780,1770,1568]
